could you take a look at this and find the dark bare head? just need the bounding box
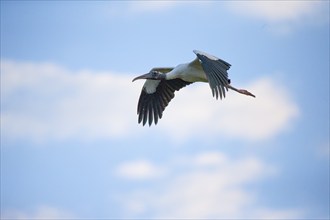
[132,71,166,82]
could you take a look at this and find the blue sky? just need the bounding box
[1,1,329,219]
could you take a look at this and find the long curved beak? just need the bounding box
[132,73,151,82]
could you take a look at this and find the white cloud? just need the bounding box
[227,1,329,34]
[123,1,328,35]
[228,1,318,22]
[128,1,180,13]
[161,77,299,142]
[192,151,227,167]
[117,151,302,219]
[1,60,141,142]
[127,1,210,13]
[1,60,299,143]
[115,159,166,180]
[1,205,74,220]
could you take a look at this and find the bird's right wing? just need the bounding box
[193,50,231,99]
[137,79,192,126]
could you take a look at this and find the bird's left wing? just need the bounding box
[193,50,231,99]
[137,79,192,126]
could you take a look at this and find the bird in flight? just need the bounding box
[133,50,255,126]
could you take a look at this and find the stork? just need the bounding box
[133,50,255,126]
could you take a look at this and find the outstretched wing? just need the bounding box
[193,50,231,99]
[137,79,192,126]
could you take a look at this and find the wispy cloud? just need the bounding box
[227,1,329,35]
[1,60,141,142]
[1,205,75,220]
[111,1,328,35]
[115,159,166,180]
[1,60,299,143]
[128,1,180,13]
[116,151,302,219]
[127,1,210,14]
[160,77,299,142]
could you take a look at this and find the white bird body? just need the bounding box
[166,59,208,83]
[133,50,255,126]
[142,59,207,96]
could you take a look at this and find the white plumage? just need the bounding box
[132,50,255,126]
